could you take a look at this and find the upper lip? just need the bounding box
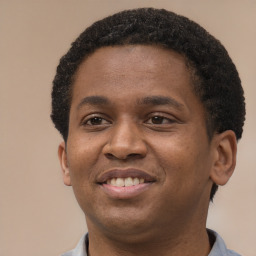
[96,168,156,184]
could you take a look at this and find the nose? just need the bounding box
[102,121,147,160]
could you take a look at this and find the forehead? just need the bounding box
[70,45,206,123]
[73,45,194,95]
[78,45,188,72]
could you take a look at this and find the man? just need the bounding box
[51,8,245,256]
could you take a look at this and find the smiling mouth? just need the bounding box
[97,169,156,198]
[97,168,156,185]
[106,177,146,187]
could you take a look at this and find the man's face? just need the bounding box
[60,45,216,237]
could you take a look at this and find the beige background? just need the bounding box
[1,0,255,255]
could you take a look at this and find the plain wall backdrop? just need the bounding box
[1,0,255,255]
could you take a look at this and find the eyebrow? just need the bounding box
[77,96,110,110]
[77,95,184,110]
[138,96,184,109]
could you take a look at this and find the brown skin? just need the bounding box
[59,45,237,256]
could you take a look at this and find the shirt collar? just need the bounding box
[207,229,241,256]
[62,230,241,256]
[61,234,88,256]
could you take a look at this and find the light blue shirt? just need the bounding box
[61,230,241,256]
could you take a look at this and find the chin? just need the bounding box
[87,210,155,238]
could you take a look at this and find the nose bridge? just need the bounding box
[103,118,147,159]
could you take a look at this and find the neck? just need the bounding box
[86,220,211,256]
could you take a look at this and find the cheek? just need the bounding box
[66,138,100,213]
[151,133,210,181]
[67,136,101,183]
[153,137,212,210]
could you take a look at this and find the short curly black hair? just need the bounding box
[51,8,245,200]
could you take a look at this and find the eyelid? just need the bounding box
[146,117,175,125]
[80,113,112,126]
[145,112,177,123]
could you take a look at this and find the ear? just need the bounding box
[210,130,237,186]
[58,141,72,186]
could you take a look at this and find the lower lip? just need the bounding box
[100,183,153,199]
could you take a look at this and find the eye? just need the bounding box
[146,115,175,125]
[83,116,111,126]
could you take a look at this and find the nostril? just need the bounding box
[102,133,148,160]
[104,152,130,160]
[105,153,116,160]
[127,153,144,159]
[104,152,145,160]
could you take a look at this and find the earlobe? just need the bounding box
[58,141,72,186]
[210,130,237,186]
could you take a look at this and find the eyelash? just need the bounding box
[82,113,175,127]
[145,115,175,125]
[81,115,111,126]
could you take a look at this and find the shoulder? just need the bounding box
[208,229,242,256]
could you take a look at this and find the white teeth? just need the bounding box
[106,177,145,187]
[116,178,125,187]
[133,177,140,185]
[124,177,133,187]
[111,178,116,186]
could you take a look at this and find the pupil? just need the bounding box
[152,116,163,124]
[91,117,102,125]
